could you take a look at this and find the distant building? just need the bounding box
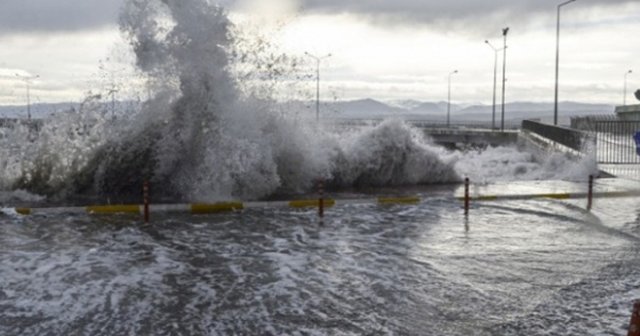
[615,104,640,121]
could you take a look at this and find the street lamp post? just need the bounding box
[108,87,119,118]
[501,27,509,132]
[554,0,577,126]
[447,70,458,127]
[485,40,503,130]
[624,70,633,106]
[15,74,39,120]
[305,52,332,122]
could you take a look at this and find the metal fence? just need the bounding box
[593,120,640,164]
[571,115,640,164]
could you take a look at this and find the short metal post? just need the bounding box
[587,175,593,211]
[628,300,640,336]
[143,180,150,224]
[318,179,324,219]
[464,178,470,216]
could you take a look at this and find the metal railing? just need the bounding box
[593,120,640,164]
[571,115,640,164]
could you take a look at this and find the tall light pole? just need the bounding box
[305,52,332,122]
[107,87,119,118]
[501,27,509,132]
[15,73,39,120]
[485,40,503,130]
[447,70,458,127]
[554,0,577,126]
[108,73,118,118]
[624,69,632,106]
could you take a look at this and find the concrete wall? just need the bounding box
[424,129,519,148]
[615,105,640,121]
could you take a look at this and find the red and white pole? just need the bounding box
[143,180,150,224]
[628,300,640,336]
[587,175,594,211]
[464,178,470,216]
[318,179,324,219]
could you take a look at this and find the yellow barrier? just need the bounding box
[540,193,571,200]
[15,208,32,215]
[86,205,140,214]
[191,202,244,214]
[9,189,640,217]
[378,197,420,205]
[475,195,498,201]
[288,199,336,208]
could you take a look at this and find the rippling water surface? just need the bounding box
[2,188,639,335]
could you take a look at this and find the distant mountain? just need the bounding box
[456,102,615,124]
[386,99,423,110]
[0,99,616,126]
[409,102,445,114]
[323,98,615,125]
[459,102,612,115]
[0,102,78,119]
[0,101,142,119]
[327,98,404,118]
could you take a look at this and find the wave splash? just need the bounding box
[0,0,597,202]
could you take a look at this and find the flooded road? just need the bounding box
[1,181,639,335]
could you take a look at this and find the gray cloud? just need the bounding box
[286,0,638,38]
[297,0,636,22]
[0,0,124,35]
[0,0,635,37]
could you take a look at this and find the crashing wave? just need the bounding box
[1,0,597,202]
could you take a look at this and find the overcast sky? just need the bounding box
[1,0,638,107]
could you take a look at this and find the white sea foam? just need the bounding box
[454,145,598,184]
[0,190,45,204]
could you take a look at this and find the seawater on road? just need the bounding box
[0,184,639,335]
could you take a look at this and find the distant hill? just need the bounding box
[455,102,614,123]
[320,99,615,125]
[324,99,405,118]
[1,99,616,126]
[0,103,79,119]
[386,99,424,110]
[0,101,141,119]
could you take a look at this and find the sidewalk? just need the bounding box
[454,177,640,201]
[600,164,640,181]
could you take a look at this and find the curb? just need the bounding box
[8,191,640,216]
[8,196,423,216]
[455,190,640,202]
